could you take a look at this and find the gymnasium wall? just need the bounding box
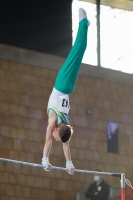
[0,45,133,200]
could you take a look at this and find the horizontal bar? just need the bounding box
[0,158,121,177]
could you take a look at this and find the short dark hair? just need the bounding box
[59,124,71,143]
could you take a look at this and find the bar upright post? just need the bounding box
[120,173,125,200]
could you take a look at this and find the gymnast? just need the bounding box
[42,8,90,174]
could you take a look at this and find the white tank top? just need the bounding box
[47,88,70,125]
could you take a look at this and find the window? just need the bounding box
[72,0,133,74]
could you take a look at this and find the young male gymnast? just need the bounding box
[42,8,90,174]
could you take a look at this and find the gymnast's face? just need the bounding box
[53,127,61,141]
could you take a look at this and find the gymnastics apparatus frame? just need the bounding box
[0,157,132,200]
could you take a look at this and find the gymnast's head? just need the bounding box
[53,124,73,143]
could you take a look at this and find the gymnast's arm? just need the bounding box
[63,141,71,161]
[43,111,56,158]
[63,141,75,173]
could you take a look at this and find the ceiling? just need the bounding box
[79,0,133,10]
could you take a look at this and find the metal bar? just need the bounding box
[120,174,125,200]
[96,0,101,66]
[0,158,121,177]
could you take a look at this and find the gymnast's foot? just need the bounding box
[79,8,90,26]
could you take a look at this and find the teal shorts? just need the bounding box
[54,18,88,94]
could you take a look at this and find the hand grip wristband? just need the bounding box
[42,157,50,171]
[42,157,49,164]
[66,160,74,175]
[66,160,73,168]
